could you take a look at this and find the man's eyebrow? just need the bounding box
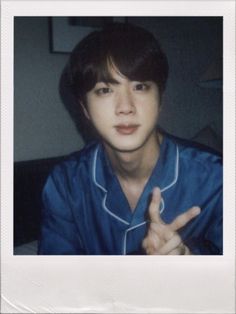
[97,78,120,85]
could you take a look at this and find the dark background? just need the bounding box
[14,16,223,252]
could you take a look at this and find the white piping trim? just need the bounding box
[160,197,165,214]
[123,221,147,255]
[93,143,180,253]
[92,146,130,226]
[122,144,179,254]
[122,197,162,254]
[92,146,107,193]
[160,144,179,193]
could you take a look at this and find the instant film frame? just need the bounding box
[13,15,224,254]
[1,0,235,313]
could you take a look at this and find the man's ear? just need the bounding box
[81,103,91,120]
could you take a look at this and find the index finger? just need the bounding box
[148,187,162,224]
[169,206,201,231]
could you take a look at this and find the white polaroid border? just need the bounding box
[1,1,235,313]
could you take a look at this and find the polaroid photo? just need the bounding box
[1,0,235,313]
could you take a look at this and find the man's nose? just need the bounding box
[115,89,135,115]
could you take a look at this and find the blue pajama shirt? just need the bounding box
[38,134,223,255]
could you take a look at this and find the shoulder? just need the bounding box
[165,133,222,178]
[42,141,100,216]
[57,140,99,170]
[47,141,100,185]
[165,133,222,161]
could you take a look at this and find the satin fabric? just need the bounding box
[38,134,222,255]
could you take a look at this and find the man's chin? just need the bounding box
[103,140,144,154]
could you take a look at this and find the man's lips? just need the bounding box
[114,124,140,135]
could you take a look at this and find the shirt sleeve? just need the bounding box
[183,168,223,255]
[201,160,223,255]
[38,166,85,255]
[204,194,223,254]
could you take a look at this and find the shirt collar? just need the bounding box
[92,134,179,225]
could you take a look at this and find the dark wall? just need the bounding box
[14,17,222,161]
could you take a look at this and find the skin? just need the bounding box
[142,187,201,255]
[83,65,201,255]
[83,67,161,155]
[83,66,161,209]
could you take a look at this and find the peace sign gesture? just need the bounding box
[142,187,201,255]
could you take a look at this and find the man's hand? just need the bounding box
[142,187,201,255]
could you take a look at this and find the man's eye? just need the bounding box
[134,83,149,91]
[95,87,112,95]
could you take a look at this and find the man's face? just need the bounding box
[83,67,161,153]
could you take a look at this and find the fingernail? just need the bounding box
[193,206,201,215]
[153,187,160,195]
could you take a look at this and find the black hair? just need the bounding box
[67,22,169,103]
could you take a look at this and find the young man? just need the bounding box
[38,23,222,255]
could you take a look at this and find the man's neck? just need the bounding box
[104,132,162,184]
[103,131,163,211]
